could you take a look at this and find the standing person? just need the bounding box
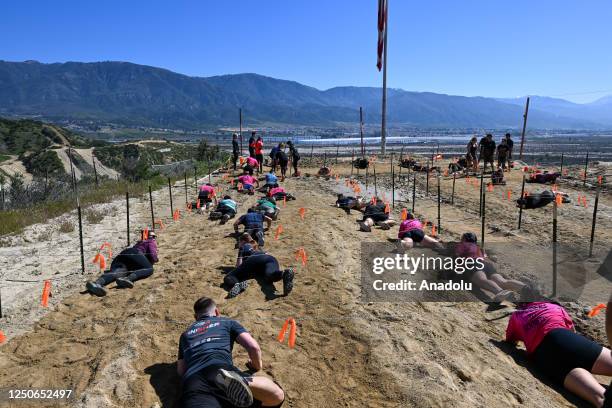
[497,138,510,171]
[479,134,496,173]
[466,137,479,172]
[255,136,264,173]
[506,302,612,408]
[505,133,514,161]
[85,231,158,296]
[287,141,300,176]
[276,143,289,181]
[248,131,256,158]
[269,144,280,172]
[177,297,285,408]
[232,133,240,171]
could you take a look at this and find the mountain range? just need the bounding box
[0,60,611,129]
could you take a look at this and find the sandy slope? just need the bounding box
[0,155,33,185]
[74,148,120,180]
[0,159,610,408]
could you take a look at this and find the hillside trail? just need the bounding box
[0,155,33,185]
[0,162,608,408]
[74,148,120,179]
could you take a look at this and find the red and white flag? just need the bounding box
[377,0,388,71]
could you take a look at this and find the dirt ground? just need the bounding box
[0,157,610,408]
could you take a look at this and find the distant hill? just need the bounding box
[1,60,610,129]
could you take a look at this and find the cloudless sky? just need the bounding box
[2,0,612,103]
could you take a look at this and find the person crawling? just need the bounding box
[252,197,280,220]
[358,200,397,232]
[491,167,506,185]
[318,166,332,176]
[527,172,561,184]
[268,186,295,201]
[516,190,570,209]
[336,194,366,214]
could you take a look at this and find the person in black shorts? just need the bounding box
[466,137,479,172]
[276,144,289,181]
[177,297,285,408]
[287,141,300,176]
[85,231,158,296]
[223,249,295,298]
[479,134,496,173]
[335,194,365,215]
[358,201,397,232]
[506,301,612,408]
[233,209,273,247]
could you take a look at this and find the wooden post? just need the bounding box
[168,177,174,218]
[208,158,212,183]
[583,152,589,186]
[310,145,314,160]
[425,168,430,196]
[336,144,339,164]
[481,187,486,250]
[350,149,354,178]
[559,153,564,175]
[411,173,416,212]
[451,172,456,205]
[366,164,369,192]
[518,175,526,230]
[519,97,530,160]
[323,152,327,168]
[0,286,2,318]
[194,167,198,194]
[149,185,155,229]
[552,199,558,297]
[126,191,130,247]
[0,184,4,211]
[92,156,99,187]
[398,147,403,178]
[589,187,600,257]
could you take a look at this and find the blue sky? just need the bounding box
[2,0,611,103]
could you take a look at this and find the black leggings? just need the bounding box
[96,248,153,286]
[292,158,299,174]
[224,254,283,287]
[256,154,264,172]
[232,153,239,170]
[279,160,288,177]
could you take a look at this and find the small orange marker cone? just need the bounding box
[298,208,306,220]
[41,280,51,307]
[275,225,283,240]
[598,175,603,185]
[0,330,5,344]
[431,225,437,237]
[507,190,512,200]
[555,194,563,206]
[487,183,493,192]
[384,203,390,214]
[143,227,149,240]
[587,303,607,318]
[401,208,408,221]
[100,242,112,259]
[283,196,287,207]
[278,318,297,349]
[155,219,165,230]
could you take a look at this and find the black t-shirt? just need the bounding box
[178,316,248,380]
[239,212,265,230]
[276,150,288,164]
[480,138,496,155]
[232,140,239,154]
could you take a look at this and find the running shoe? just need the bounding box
[228,281,249,298]
[86,282,107,297]
[376,221,391,230]
[215,369,253,408]
[358,221,371,232]
[220,214,230,224]
[283,268,295,296]
[116,278,134,289]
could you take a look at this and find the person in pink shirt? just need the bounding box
[506,302,612,407]
[198,183,218,209]
[397,213,442,250]
[455,232,525,302]
[244,157,258,175]
[267,186,295,201]
[237,174,259,195]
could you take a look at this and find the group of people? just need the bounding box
[336,189,612,407]
[466,132,514,174]
[230,131,301,179]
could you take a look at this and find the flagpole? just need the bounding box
[380,0,388,155]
